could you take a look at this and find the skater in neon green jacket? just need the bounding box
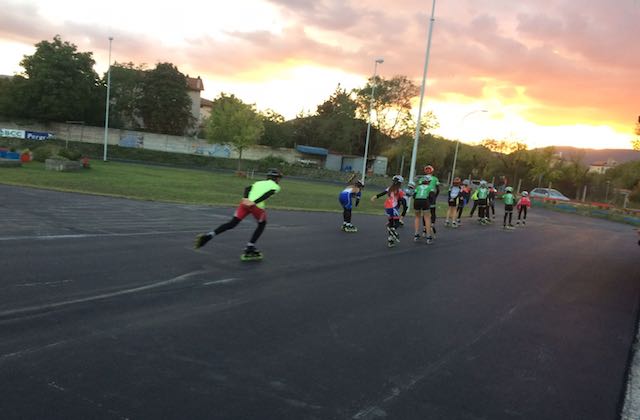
[502,187,516,229]
[194,168,282,259]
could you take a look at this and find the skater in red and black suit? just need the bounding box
[194,168,282,259]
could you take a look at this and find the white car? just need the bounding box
[529,187,571,201]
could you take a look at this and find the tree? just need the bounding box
[0,76,23,117]
[108,62,146,130]
[559,153,590,199]
[204,93,264,171]
[481,139,528,184]
[258,109,293,148]
[315,85,364,154]
[290,110,321,150]
[633,115,640,151]
[138,62,193,135]
[17,35,103,123]
[526,147,562,188]
[354,75,436,140]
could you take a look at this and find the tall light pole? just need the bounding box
[103,36,113,162]
[450,109,488,186]
[361,57,384,183]
[408,0,436,188]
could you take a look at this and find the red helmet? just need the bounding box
[423,165,434,174]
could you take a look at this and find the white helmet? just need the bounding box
[407,181,416,189]
[522,191,529,196]
[392,175,404,184]
[480,180,488,187]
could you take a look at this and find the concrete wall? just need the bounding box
[0,121,388,174]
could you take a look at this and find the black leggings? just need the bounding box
[456,206,464,220]
[503,211,513,225]
[387,219,400,229]
[518,207,527,220]
[399,198,408,217]
[343,208,352,223]
[469,201,478,216]
[215,217,267,244]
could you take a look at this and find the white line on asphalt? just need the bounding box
[621,323,640,419]
[15,279,74,287]
[0,270,208,319]
[0,230,202,241]
[203,278,238,286]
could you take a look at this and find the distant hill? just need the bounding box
[536,146,640,164]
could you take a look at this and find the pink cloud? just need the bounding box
[1,0,638,132]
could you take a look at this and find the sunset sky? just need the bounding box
[1,0,638,150]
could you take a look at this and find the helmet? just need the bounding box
[522,190,529,196]
[453,177,461,186]
[505,186,513,193]
[407,181,416,189]
[266,168,283,179]
[488,183,494,188]
[422,174,432,184]
[355,179,365,188]
[462,179,470,186]
[392,175,404,184]
[423,165,434,174]
[480,180,488,187]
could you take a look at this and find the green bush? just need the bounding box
[32,144,61,162]
[253,155,290,172]
[59,148,82,161]
[48,154,69,161]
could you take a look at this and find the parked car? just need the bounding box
[529,187,571,201]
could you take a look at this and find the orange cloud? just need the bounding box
[0,0,638,148]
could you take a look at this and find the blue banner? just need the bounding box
[25,131,53,140]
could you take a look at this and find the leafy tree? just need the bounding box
[108,62,146,130]
[16,35,103,123]
[204,93,264,171]
[353,75,437,140]
[290,110,321,150]
[138,62,193,135]
[0,76,21,117]
[315,85,364,154]
[259,109,293,148]
[554,152,590,199]
[605,160,640,202]
[526,147,562,188]
[481,139,529,184]
[633,115,640,151]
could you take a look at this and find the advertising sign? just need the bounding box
[0,128,26,139]
[25,131,53,140]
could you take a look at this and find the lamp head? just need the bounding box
[375,57,384,64]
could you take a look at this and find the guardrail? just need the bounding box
[531,198,640,226]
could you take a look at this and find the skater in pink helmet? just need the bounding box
[516,191,532,226]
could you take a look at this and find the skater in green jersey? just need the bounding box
[194,168,282,260]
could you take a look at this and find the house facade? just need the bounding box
[588,158,617,174]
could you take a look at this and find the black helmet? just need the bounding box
[266,168,283,179]
[355,179,365,188]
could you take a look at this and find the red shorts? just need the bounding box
[234,203,267,222]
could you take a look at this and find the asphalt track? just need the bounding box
[1,184,639,420]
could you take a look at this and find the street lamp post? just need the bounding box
[361,57,384,184]
[450,109,488,186]
[408,0,436,189]
[103,36,113,162]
